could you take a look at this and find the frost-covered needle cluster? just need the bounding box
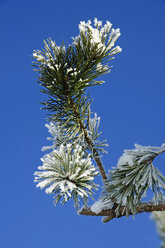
[152,211,165,246]
[117,143,165,168]
[73,17,122,54]
[102,144,165,216]
[41,122,69,151]
[34,111,107,208]
[33,18,165,219]
[34,144,98,209]
[33,18,122,96]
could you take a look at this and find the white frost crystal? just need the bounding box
[94,17,103,28]
[41,122,67,151]
[91,199,113,214]
[152,211,165,242]
[34,144,98,208]
[102,143,165,216]
[73,18,122,56]
[33,39,64,71]
[33,52,45,62]
[117,143,165,168]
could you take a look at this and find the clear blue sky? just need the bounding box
[1,0,165,247]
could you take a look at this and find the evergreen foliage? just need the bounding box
[33,18,121,133]
[102,144,165,216]
[33,18,121,207]
[152,211,165,248]
[33,17,165,226]
[34,144,98,209]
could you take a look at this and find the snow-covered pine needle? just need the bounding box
[102,144,165,216]
[86,111,109,154]
[151,211,165,247]
[34,144,98,209]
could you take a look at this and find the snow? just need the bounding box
[110,46,122,55]
[47,62,54,70]
[117,154,135,167]
[67,67,73,74]
[96,63,103,70]
[41,145,54,152]
[152,211,165,240]
[34,142,99,207]
[107,29,121,51]
[55,64,60,70]
[117,143,165,168]
[79,21,87,32]
[90,28,105,49]
[41,122,68,152]
[104,21,112,32]
[35,178,55,189]
[94,17,102,27]
[45,182,58,194]
[73,18,122,55]
[91,199,113,214]
[33,52,45,62]
[50,39,56,48]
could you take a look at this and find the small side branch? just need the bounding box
[79,202,165,223]
[69,97,107,180]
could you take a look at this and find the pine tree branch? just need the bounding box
[69,97,107,180]
[79,202,165,223]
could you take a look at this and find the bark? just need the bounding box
[79,202,165,223]
[69,97,107,180]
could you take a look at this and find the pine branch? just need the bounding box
[79,202,165,223]
[33,19,122,183]
[101,144,165,217]
[33,19,165,220]
[69,96,107,180]
[34,144,99,209]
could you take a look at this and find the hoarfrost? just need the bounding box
[117,143,165,168]
[91,199,113,214]
[73,18,122,56]
[117,154,135,167]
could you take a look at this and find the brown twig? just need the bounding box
[69,96,107,180]
[79,202,165,223]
